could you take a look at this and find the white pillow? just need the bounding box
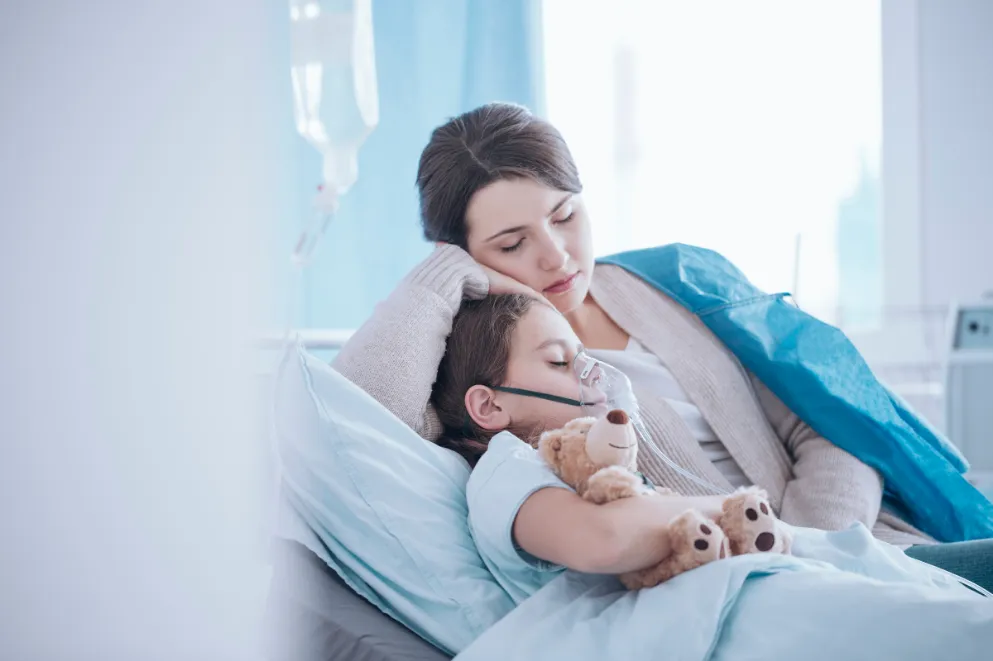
[270,342,514,655]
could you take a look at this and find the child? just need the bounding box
[430,294,728,604]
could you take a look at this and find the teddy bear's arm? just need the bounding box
[583,466,645,504]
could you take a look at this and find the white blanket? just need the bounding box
[455,524,993,661]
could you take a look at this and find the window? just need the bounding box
[542,0,883,329]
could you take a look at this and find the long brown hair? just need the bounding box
[432,293,541,466]
[417,102,583,249]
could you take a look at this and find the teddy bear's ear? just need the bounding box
[563,417,596,434]
[537,431,563,467]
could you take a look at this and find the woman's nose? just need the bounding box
[537,233,569,271]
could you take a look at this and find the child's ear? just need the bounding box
[465,385,510,431]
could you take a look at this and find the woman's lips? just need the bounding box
[544,272,579,294]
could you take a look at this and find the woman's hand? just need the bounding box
[479,264,553,306]
[434,242,550,304]
[433,241,551,305]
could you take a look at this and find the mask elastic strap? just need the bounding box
[491,386,584,408]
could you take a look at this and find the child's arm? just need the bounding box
[514,488,726,574]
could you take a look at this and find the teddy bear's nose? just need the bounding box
[606,409,629,425]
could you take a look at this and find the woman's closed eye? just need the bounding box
[553,211,574,225]
[548,360,570,368]
[500,238,524,253]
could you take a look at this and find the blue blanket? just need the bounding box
[455,525,993,661]
[598,243,993,542]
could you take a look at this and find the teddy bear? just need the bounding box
[537,409,792,589]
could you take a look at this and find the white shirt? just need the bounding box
[589,337,752,489]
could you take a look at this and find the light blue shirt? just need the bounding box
[466,431,571,604]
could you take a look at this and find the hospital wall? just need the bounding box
[0,1,288,658]
[918,0,993,308]
[873,0,991,428]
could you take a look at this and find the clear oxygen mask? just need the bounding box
[571,350,731,495]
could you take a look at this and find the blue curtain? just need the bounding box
[290,0,544,330]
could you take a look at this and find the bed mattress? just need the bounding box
[264,540,452,661]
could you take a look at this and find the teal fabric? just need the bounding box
[598,243,993,542]
[271,342,514,655]
[455,525,993,661]
[466,432,568,604]
[906,539,993,593]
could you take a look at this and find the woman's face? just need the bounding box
[467,303,587,436]
[464,178,595,314]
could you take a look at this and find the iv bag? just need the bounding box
[289,0,379,263]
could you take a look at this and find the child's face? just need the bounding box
[497,303,587,433]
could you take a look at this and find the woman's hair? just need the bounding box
[417,102,583,249]
[432,293,542,466]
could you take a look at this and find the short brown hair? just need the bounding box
[432,293,542,466]
[417,102,583,249]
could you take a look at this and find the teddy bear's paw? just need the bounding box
[582,466,644,504]
[669,509,730,566]
[720,488,792,556]
[618,510,728,590]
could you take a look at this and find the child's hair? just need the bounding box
[432,293,541,466]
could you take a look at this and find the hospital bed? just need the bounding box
[264,538,450,661]
[261,314,993,660]
[261,329,453,661]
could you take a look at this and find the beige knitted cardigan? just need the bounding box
[333,245,931,547]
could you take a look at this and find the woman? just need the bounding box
[332,102,992,589]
